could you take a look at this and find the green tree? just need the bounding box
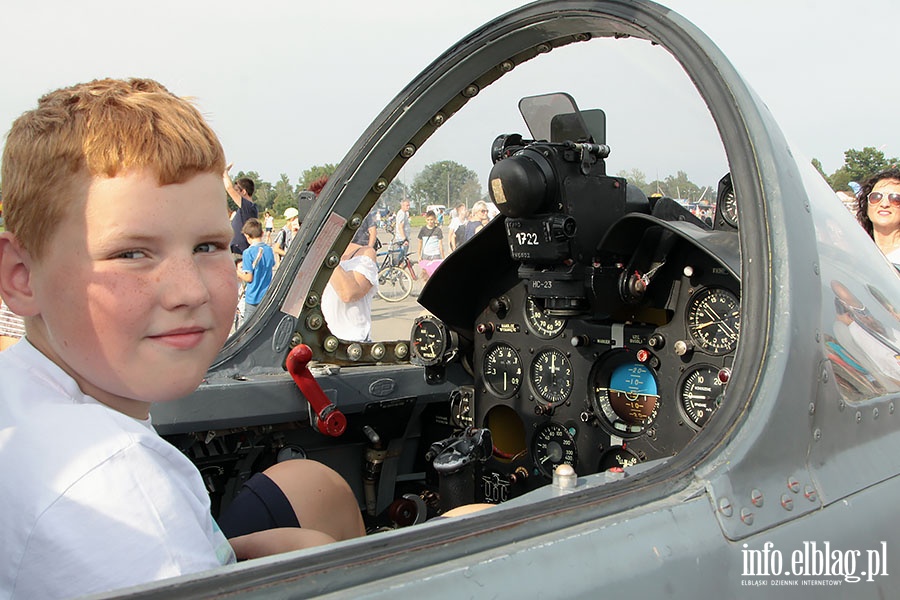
[272,173,296,216]
[811,158,827,180]
[842,147,896,184]
[410,161,480,213]
[824,147,900,192]
[616,168,653,195]
[298,164,338,191]
[641,170,703,201]
[381,179,409,208]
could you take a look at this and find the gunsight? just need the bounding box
[488,93,648,316]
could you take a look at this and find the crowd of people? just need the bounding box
[0,75,898,598]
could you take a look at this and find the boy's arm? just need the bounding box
[228,528,335,560]
[237,262,253,283]
[222,163,242,205]
[328,266,373,303]
[328,249,377,303]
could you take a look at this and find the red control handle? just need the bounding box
[286,344,347,437]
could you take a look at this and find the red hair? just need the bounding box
[308,175,329,196]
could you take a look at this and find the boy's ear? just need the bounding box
[0,232,39,317]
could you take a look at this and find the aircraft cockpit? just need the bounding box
[413,92,740,504]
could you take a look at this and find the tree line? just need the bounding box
[230,145,898,217]
[812,147,899,192]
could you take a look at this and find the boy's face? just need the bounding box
[425,215,436,228]
[24,170,238,418]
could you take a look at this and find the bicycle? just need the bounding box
[375,240,418,302]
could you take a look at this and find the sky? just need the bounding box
[1,0,896,195]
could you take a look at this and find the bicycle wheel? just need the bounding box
[377,266,412,302]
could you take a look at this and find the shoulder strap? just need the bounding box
[251,245,266,268]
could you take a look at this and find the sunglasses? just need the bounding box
[867,191,900,207]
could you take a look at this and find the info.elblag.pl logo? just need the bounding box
[741,541,889,585]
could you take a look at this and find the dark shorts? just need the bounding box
[217,473,300,538]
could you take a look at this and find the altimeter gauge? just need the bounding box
[686,287,740,355]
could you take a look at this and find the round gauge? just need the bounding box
[482,343,523,398]
[687,287,740,355]
[410,316,447,366]
[720,188,738,227]
[525,296,566,339]
[532,421,578,478]
[591,354,660,436]
[679,365,727,428]
[598,446,641,471]
[530,348,573,405]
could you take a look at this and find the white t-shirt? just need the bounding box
[395,209,410,242]
[0,340,235,599]
[322,255,379,342]
[886,246,900,266]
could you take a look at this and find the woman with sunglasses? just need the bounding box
[856,167,900,264]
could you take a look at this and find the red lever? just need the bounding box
[286,344,347,437]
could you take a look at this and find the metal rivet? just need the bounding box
[575,33,591,42]
[373,178,388,193]
[347,343,363,361]
[536,43,551,54]
[305,313,323,331]
[813,262,819,274]
[813,428,821,441]
[740,508,754,526]
[290,333,303,347]
[717,497,733,517]
[804,485,817,502]
[781,494,794,511]
[838,399,845,412]
[305,292,320,308]
[821,368,828,383]
[787,478,801,493]
[349,214,362,228]
[371,343,386,360]
[856,411,862,423]
[873,407,879,420]
[750,489,764,508]
[431,113,445,127]
[499,60,515,73]
[326,253,340,268]
[891,402,895,414]
[323,336,339,352]
[809,402,815,415]
[400,144,416,159]
[462,84,479,98]
[394,343,409,359]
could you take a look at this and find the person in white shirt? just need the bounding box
[0,78,363,599]
[322,243,379,342]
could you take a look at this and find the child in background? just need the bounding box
[237,217,275,320]
[417,209,445,279]
[0,78,363,599]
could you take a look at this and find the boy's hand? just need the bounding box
[223,163,234,189]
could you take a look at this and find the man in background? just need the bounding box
[224,165,259,255]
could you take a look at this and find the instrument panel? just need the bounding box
[460,225,739,501]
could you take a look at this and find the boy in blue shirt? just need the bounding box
[238,217,275,319]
